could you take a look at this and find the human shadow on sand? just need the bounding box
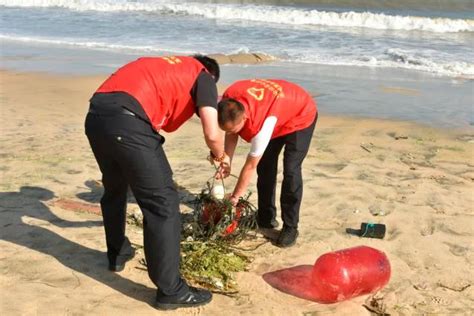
[76,179,137,204]
[0,186,155,306]
[76,179,104,203]
[76,179,197,209]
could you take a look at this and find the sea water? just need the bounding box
[1,0,473,126]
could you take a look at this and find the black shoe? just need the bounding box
[257,218,280,229]
[155,286,212,310]
[108,247,136,272]
[276,225,299,248]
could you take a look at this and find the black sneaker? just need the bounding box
[155,286,212,310]
[276,226,299,248]
[257,218,280,229]
[108,247,136,272]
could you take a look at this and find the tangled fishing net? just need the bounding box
[179,175,259,294]
[132,169,260,294]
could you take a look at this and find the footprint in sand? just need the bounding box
[444,242,470,257]
[66,169,82,175]
[420,221,435,236]
[369,203,391,217]
[376,154,386,162]
[437,222,472,237]
[316,163,348,174]
[430,296,451,306]
[357,172,370,181]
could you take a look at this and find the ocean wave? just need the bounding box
[2,0,473,33]
[295,50,474,79]
[2,34,472,78]
[0,34,193,54]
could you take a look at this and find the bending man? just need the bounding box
[85,55,228,310]
[217,79,317,248]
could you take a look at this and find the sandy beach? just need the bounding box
[0,69,473,315]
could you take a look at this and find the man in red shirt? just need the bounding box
[217,79,317,248]
[85,55,228,309]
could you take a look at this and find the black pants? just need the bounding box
[85,110,188,297]
[256,116,317,229]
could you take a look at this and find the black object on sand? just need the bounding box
[346,223,386,239]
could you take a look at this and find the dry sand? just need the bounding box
[0,70,473,315]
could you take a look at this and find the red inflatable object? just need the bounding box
[263,246,391,304]
[311,246,391,303]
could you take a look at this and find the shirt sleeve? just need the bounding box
[191,71,218,115]
[249,116,277,157]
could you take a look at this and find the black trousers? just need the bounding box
[256,116,317,229]
[85,110,188,297]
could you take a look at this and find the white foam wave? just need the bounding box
[0,34,193,54]
[295,50,474,78]
[3,34,472,78]
[2,0,473,33]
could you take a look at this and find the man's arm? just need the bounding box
[198,106,225,159]
[225,132,239,162]
[229,155,261,205]
[228,116,277,204]
[217,132,239,179]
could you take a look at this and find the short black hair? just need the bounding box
[218,98,245,127]
[193,54,220,83]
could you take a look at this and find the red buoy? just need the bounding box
[311,246,391,303]
[263,246,391,304]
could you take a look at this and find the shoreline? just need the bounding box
[2,37,472,128]
[0,66,474,133]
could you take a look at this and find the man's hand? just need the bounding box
[227,194,239,207]
[215,155,231,179]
